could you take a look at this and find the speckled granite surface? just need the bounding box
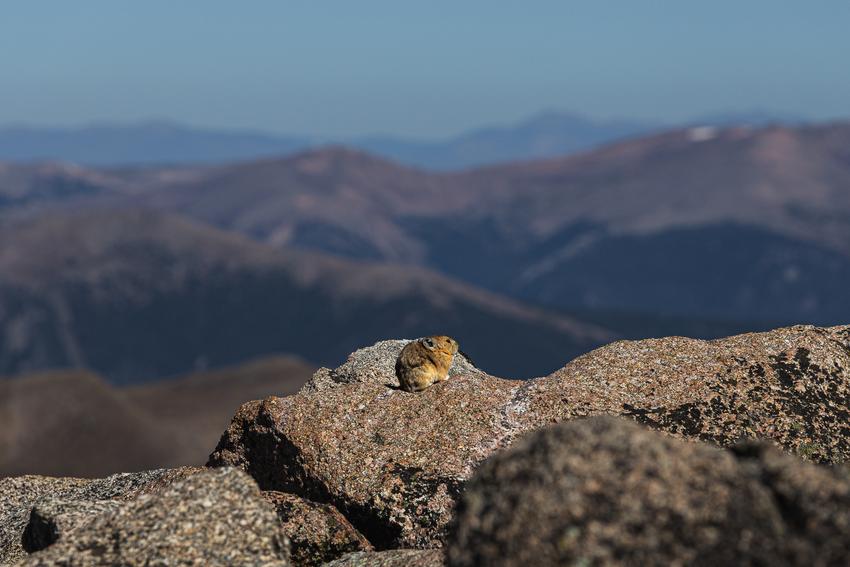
[209,325,850,548]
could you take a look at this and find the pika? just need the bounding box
[395,335,459,392]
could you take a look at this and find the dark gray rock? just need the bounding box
[446,417,850,566]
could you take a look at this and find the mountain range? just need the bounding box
[0,109,800,170]
[0,208,610,382]
[1,120,847,383]
[131,123,850,323]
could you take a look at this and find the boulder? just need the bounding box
[524,324,850,462]
[22,500,123,555]
[209,341,505,548]
[1,466,202,565]
[323,549,443,567]
[208,326,850,548]
[446,416,850,566]
[19,468,290,566]
[264,491,371,566]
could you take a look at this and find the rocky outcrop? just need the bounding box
[324,549,444,567]
[263,491,371,566]
[208,326,850,548]
[5,324,848,564]
[526,324,850,462]
[1,466,202,565]
[209,341,502,548]
[19,468,290,566]
[446,416,850,566]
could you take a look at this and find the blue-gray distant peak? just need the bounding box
[0,110,804,170]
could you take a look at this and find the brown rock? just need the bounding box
[1,466,202,565]
[19,468,290,566]
[209,341,503,548]
[526,324,850,462]
[208,326,850,548]
[324,549,443,567]
[263,491,371,566]
[446,417,850,566]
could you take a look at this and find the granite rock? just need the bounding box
[1,466,202,565]
[526,324,850,462]
[446,416,850,566]
[323,549,443,567]
[22,500,124,555]
[19,468,290,566]
[264,491,371,566]
[209,326,850,548]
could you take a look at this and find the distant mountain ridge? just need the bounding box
[0,109,802,170]
[354,111,656,169]
[0,121,308,167]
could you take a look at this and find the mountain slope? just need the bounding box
[138,124,850,257]
[0,370,179,477]
[136,148,458,262]
[5,123,849,330]
[0,209,611,382]
[0,162,117,211]
[128,123,850,323]
[457,123,850,254]
[0,355,315,477]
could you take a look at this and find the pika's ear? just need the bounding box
[422,337,436,349]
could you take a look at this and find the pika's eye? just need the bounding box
[423,337,435,349]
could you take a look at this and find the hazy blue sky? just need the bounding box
[2,1,849,138]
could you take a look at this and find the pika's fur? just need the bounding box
[395,335,459,392]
